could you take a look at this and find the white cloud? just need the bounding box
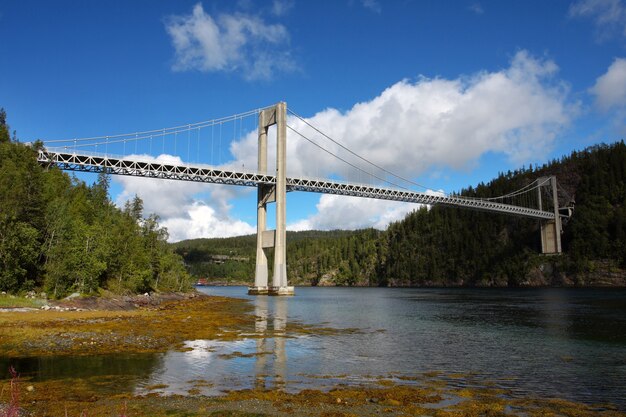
[228,50,574,231]
[272,0,294,16]
[113,154,254,242]
[289,195,412,231]
[114,154,204,219]
[469,3,484,15]
[165,3,295,80]
[361,0,382,13]
[591,57,626,110]
[161,203,255,242]
[569,0,626,40]
[288,189,445,231]
[116,51,576,237]
[232,50,573,179]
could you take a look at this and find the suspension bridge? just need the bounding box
[36,102,573,295]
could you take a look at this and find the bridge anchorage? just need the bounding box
[35,101,573,297]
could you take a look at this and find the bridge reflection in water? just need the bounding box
[135,295,290,395]
[254,296,287,390]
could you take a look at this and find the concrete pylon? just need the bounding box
[539,176,563,254]
[248,103,294,296]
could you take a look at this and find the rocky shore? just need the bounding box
[1,292,624,417]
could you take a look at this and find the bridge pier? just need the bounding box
[539,176,563,254]
[249,102,294,296]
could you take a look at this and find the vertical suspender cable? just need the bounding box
[196,128,200,163]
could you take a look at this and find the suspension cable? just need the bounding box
[481,177,551,201]
[43,103,554,208]
[44,106,272,143]
[288,108,429,191]
[287,124,408,190]
[289,107,549,203]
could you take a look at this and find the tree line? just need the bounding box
[0,109,191,297]
[175,141,626,287]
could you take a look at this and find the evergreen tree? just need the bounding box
[175,141,626,287]
[0,108,192,296]
[0,108,11,144]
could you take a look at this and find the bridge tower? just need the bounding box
[249,102,294,296]
[538,176,563,254]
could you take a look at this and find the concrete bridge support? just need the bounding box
[249,103,294,296]
[539,176,562,254]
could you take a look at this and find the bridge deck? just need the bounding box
[37,149,555,220]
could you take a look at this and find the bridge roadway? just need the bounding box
[37,149,555,221]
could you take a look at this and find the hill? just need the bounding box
[174,141,626,287]
[0,109,192,297]
[172,229,381,285]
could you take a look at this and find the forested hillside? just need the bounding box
[175,141,626,287]
[172,230,382,285]
[0,109,191,297]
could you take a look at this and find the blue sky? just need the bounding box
[2,0,626,241]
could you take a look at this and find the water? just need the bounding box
[190,287,626,406]
[3,287,626,408]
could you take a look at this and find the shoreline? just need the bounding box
[1,293,624,416]
[0,292,256,358]
[3,366,623,416]
[196,282,626,289]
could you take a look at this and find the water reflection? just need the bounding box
[274,297,288,388]
[253,295,288,390]
[538,289,572,340]
[254,296,268,389]
[0,354,163,395]
[137,294,290,395]
[2,287,625,410]
[198,287,626,409]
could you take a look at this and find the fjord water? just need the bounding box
[3,287,625,409]
[194,286,626,407]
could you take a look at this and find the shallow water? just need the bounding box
[3,287,626,408]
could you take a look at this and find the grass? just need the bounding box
[0,294,44,309]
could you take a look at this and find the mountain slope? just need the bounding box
[174,141,626,287]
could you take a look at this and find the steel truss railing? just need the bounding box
[38,149,555,220]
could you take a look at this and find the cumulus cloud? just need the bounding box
[227,51,574,231]
[115,51,576,238]
[272,0,294,16]
[160,203,255,242]
[288,190,444,232]
[113,154,254,242]
[469,3,484,15]
[361,0,382,13]
[232,50,574,179]
[591,57,626,110]
[165,3,295,80]
[569,0,626,40]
